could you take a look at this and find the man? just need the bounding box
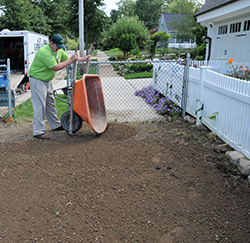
[29,33,91,140]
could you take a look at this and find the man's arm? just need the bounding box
[51,54,91,71]
[77,55,91,63]
[51,53,77,71]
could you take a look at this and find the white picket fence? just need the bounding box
[153,59,250,159]
[187,66,250,159]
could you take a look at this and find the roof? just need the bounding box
[162,13,189,31]
[195,0,239,17]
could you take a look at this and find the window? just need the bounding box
[243,20,250,31]
[230,22,241,33]
[218,25,228,35]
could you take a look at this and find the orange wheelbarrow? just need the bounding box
[54,60,107,135]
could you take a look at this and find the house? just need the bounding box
[195,0,250,62]
[158,12,196,49]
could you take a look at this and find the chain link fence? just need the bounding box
[0,59,14,121]
[66,59,186,123]
[1,59,187,123]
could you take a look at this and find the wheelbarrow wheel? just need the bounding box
[61,111,82,133]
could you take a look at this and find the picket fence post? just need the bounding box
[218,57,228,74]
[182,53,190,118]
[196,66,210,125]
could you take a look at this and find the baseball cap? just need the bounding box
[51,34,65,49]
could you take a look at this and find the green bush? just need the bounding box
[196,43,206,57]
[118,33,137,55]
[195,55,205,61]
[115,53,127,60]
[102,16,148,50]
[129,63,153,72]
[169,54,177,59]
[108,56,116,61]
[112,63,153,77]
[67,38,79,50]
[131,46,140,56]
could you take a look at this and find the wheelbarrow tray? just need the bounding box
[73,74,107,134]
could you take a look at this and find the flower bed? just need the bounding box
[135,85,182,117]
[227,58,250,81]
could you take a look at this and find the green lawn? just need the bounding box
[123,72,153,79]
[14,94,68,121]
[104,48,122,56]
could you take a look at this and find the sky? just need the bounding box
[103,0,119,16]
[102,0,206,17]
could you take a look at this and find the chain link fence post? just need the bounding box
[96,59,99,75]
[182,53,190,118]
[7,58,13,119]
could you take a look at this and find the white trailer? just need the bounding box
[0,29,49,93]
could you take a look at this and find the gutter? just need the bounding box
[194,0,239,18]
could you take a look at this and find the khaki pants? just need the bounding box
[29,77,61,136]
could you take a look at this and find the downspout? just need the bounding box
[203,35,211,61]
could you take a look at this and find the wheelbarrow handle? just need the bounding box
[86,59,90,74]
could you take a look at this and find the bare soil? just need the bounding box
[0,119,249,242]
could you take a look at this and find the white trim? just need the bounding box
[197,0,250,24]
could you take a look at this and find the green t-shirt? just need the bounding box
[29,44,69,82]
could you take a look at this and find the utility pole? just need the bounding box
[79,0,84,57]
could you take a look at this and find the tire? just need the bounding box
[61,111,82,133]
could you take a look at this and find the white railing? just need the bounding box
[168,43,196,49]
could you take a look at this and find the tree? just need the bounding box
[0,0,49,33]
[67,0,109,52]
[134,0,165,29]
[102,16,148,50]
[110,9,120,23]
[29,5,50,34]
[0,0,69,36]
[35,0,70,36]
[164,0,202,14]
[148,31,170,58]
[117,0,136,18]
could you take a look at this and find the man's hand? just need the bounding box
[85,55,91,61]
[70,53,79,63]
[77,55,92,63]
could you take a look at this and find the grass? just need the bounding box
[123,72,153,79]
[92,50,98,57]
[76,64,97,79]
[104,48,123,56]
[65,63,98,80]
[13,94,68,121]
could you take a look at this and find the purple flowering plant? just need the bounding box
[134,85,182,117]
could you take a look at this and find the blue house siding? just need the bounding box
[158,12,195,48]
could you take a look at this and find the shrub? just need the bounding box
[129,63,153,72]
[118,33,137,55]
[131,46,140,56]
[67,38,79,50]
[196,43,206,58]
[102,16,148,50]
[115,53,127,60]
[108,56,116,61]
[149,31,170,58]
